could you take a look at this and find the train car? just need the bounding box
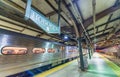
[0,28,79,77]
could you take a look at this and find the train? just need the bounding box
[0,28,79,77]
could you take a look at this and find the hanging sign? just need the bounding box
[25,0,60,34]
[29,8,60,33]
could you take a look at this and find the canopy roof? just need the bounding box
[0,0,120,48]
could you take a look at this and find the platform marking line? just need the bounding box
[99,54,120,77]
[34,60,76,77]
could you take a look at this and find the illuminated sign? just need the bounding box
[29,8,60,33]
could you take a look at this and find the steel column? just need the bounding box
[84,33,91,59]
[88,45,91,59]
[85,36,91,59]
[78,37,85,71]
[45,0,71,26]
[92,47,94,55]
[62,0,85,71]
[58,0,61,34]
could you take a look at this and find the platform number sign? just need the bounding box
[25,0,60,34]
[30,8,60,33]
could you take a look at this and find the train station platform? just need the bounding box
[34,53,120,77]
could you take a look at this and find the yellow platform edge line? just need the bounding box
[34,60,76,77]
[99,54,120,77]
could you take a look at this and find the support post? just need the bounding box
[88,45,91,59]
[91,47,94,55]
[78,37,85,71]
[62,0,85,71]
[58,0,61,34]
[84,33,91,59]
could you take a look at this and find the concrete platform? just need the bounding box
[35,53,120,77]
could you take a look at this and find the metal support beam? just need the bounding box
[88,45,91,59]
[96,27,98,33]
[103,14,113,34]
[83,3,120,30]
[73,0,84,22]
[92,0,96,37]
[46,11,59,17]
[45,0,71,26]
[69,0,92,45]
[63,0,85,71]
[83,33,91,59]
[62,0,80,38]
[46,11,56,17]
[3,0,24,12]
[78,37,85,71]
[89,47,92,56]
[102,0,119,34]
[87,25,104,32]
[91,32,109,40]
[107,23,120,40]
[0,24,21,32]
[87,15,120,34]
[89,27,113,36]
[63,0,92,46]
[91,48,94,55]
[58,0,61,34]
[97,16,120,27]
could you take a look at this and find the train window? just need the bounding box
[60,46,65,51]
[2,47,27,55]
[47,48,55,53]
[32,48,45,54]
